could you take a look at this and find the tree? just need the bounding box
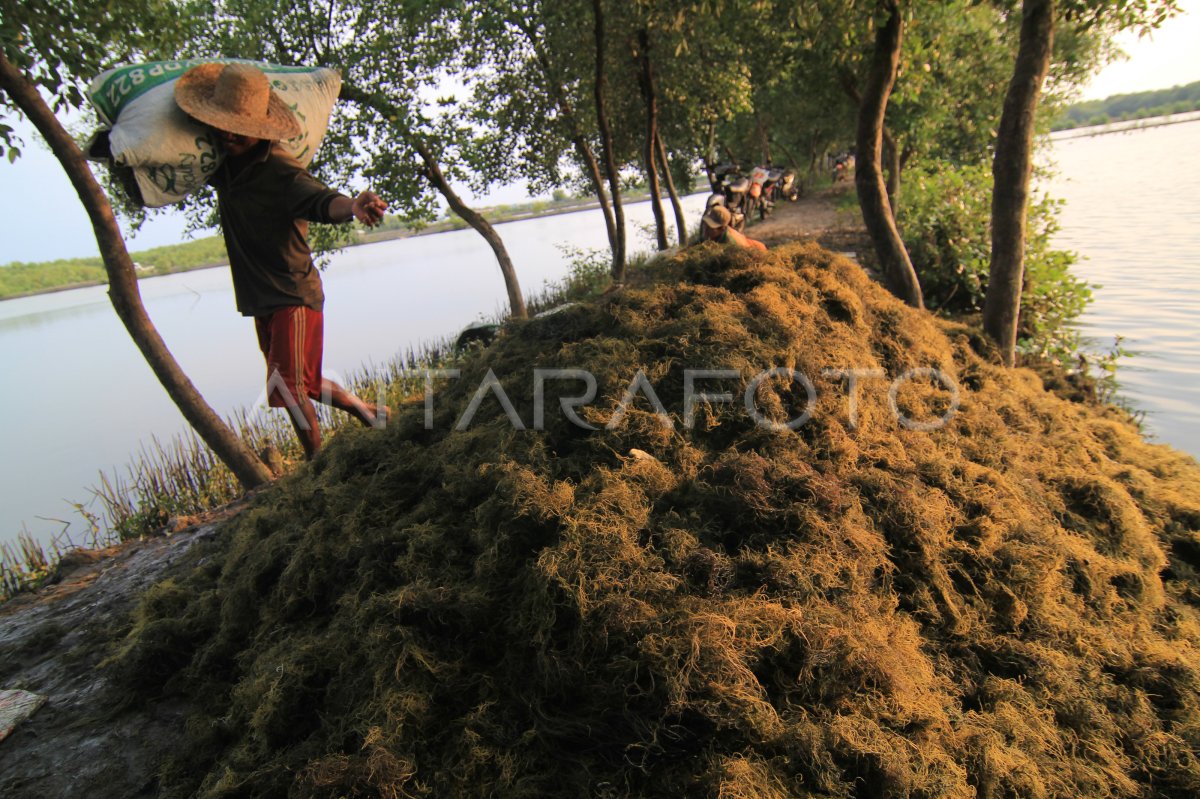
[339,85,529,319]
[491,3,621,265]
[656,131,688,247]
[628,1,719,250]
[855,0,924,308]
[465,0,760,270]
[591,0,629,280]
[195,0,530,319]
[635,27,669,251]
[982,0,1177,364]
[0,0,274,489]
[983,0,1055,364]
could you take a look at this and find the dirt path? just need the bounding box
[741,182,867,254]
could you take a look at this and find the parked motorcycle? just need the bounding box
[749,166,798,220]
[748,165,770,221]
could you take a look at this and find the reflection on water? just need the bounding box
[1047,119,1200,459]
[0,194,709,549]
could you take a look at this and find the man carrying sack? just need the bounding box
[174,62,389,460]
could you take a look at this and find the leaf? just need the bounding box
[7,147,18,164]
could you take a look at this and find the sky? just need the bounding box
[1079,0,1200,100]
[2,1,1199,266]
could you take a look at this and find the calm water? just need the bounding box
[0,194,709,550]
[1047,117,1200,458]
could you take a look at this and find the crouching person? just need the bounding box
[701,205,767,252]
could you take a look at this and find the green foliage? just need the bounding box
[0,236,233,299]
[889,0,1015,167]
[0,257,108,297]
[0,0,197,156]
[899,161,1089,362]
[0,533,57,601]
[1016,199,1092,364]
[1053,80,1200,130]
[1090,334,1141,409]
[900,164,993,313]
[537,245,612,305]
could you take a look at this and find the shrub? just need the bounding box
[898,160,1090,363]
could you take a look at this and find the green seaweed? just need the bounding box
[114,242,1200,798]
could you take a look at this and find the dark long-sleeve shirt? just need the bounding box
[209,142,344,317]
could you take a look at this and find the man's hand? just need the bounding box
[349,191,388,227]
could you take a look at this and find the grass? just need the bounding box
[0,533,58,599]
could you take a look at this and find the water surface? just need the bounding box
[1047,118,1200,458]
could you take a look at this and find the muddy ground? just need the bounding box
[0,506,245,796]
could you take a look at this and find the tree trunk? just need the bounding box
[883,126,901,211]
[756,110,772,165]
[984,0,1055,365]
[776,138,803,172]
[854,0,924,309]
[592,0,628,281]
[0,52,272,489]
[656,132,688,247]
[705,120,719,191]
[339,84,528,320]
[637,29,669,251]
[516,18,618,262]
[575,140,619,261]
[413,141,528,319]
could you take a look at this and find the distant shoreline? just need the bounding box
[1050,110,1200,141]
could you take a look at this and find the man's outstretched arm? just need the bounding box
[328,191,388,226]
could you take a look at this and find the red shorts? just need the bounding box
[255,306,323,408]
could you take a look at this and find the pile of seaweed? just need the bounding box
[118,242,1200,798]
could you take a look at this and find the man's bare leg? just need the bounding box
[285,396,322,459]
[282,381,387,461]
[317,378,389,428]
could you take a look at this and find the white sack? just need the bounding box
[87,59,342,207]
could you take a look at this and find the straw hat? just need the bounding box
[702,205,732,229]
[174,62,301,141]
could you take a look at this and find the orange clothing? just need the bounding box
[255,306,324,408]
[726,227,768,252]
